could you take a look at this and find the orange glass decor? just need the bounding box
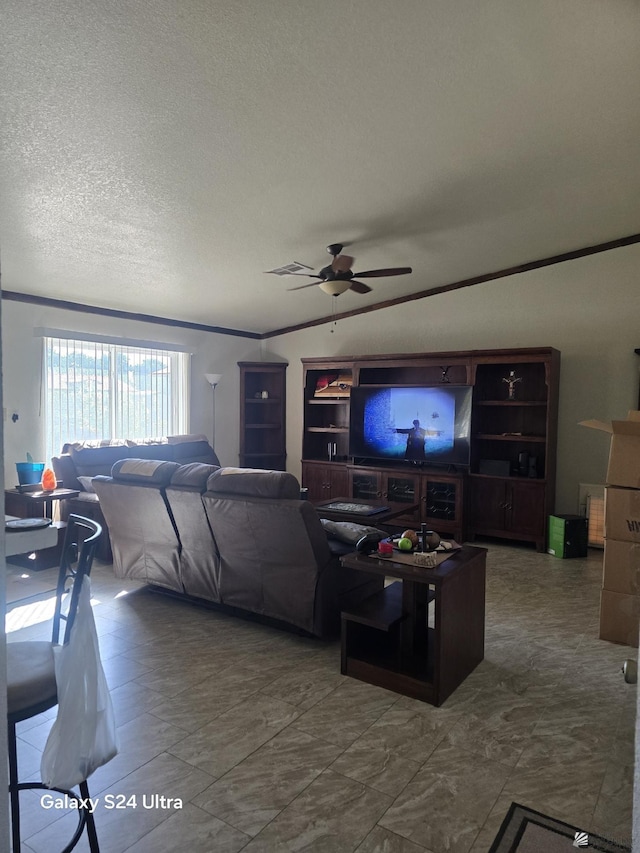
[41,468,57,491]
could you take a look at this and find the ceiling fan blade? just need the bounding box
[287,281,322,292]
[331,254,354,273]
[352,267,413,278]
[285,274,322,287]
[349,280,372,294]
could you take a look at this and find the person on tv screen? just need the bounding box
[394,419,427,460]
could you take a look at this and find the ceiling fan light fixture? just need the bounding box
[278,241,412,297]
[319,280,351,296]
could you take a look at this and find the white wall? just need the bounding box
[2,242,639,509]
[265,242,640,514]
[1,300,263,485]
[0,292,10,852]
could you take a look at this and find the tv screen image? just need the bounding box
[349,385,472,466]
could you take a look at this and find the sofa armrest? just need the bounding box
[51,454,80,490]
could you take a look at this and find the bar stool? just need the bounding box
[7,514,103,852]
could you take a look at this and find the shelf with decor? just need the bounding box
[355,356,472,387]
[302,363,353,464]
[468,350,560,550]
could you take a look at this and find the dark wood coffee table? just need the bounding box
[314,497,420,525]
[340,545,486,706]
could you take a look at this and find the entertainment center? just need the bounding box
[301,347,560,550]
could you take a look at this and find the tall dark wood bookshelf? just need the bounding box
[239,362,287,470]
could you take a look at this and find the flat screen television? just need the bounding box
[349,385,473,467]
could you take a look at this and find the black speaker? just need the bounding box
[518,451,529,477]
[479,459,511,476]
[528,455,538,478]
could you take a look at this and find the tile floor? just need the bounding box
[6,542,636,852]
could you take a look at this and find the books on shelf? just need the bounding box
[314,373,352,398]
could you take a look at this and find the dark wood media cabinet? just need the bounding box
[304,459,464,540]
[340,546,487,706]
[302,348,560,550]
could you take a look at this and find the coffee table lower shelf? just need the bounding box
[341,581,438,704]
[6,521,67,571]
[342,657,438,704]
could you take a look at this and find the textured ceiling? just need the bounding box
[1,1,639,335]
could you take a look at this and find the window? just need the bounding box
[43,336,189,461]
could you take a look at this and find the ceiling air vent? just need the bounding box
[264,262,314,276]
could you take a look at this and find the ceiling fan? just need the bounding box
[276,244,412,296]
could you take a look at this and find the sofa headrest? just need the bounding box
[110,458,181,485]
[62,435,206,454]
[124,437,169,448]
[170,440,220,466]
[63,438,163,453]
[69,442,176,473]
[170,462,220,490]
[206,467,300,500]
[70,444,138,476]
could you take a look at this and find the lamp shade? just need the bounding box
[205,373,222,387]
[318,280,350,296]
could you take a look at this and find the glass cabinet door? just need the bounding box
[384,474,419,505]
[421,474,465,540]
[423,480,458,522]
[350,471,381,500]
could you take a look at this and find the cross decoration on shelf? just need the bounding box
[502,370,522,400]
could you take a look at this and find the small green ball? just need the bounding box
[397,537,413,551]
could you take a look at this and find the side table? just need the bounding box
[4,487,79,570]
[4,487,80,520]
[340,545,486,706]
[5,516,59,557]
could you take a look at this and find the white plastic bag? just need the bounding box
[41,576,118,789]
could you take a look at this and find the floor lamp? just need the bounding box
[205,373,222,451]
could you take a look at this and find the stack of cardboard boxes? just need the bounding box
[581,412,640,647]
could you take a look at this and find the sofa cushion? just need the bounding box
[320,519,387,545]
[124,437,169,448]
[69,442,177,476]
[71,491,100,504]
[166,464,221,602]
[110,458,180,485]
[128,444,177,461]
[77,475,97,493]
[54,436,219,488]
[167,433,208,444]
[62,439,129,452]
[206,467,300,500]
[70,444,139,478]
[92,471,182,590]
[170,463,220,490]
[171,440,220,466]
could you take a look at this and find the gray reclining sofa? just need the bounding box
[93,462,383,638]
